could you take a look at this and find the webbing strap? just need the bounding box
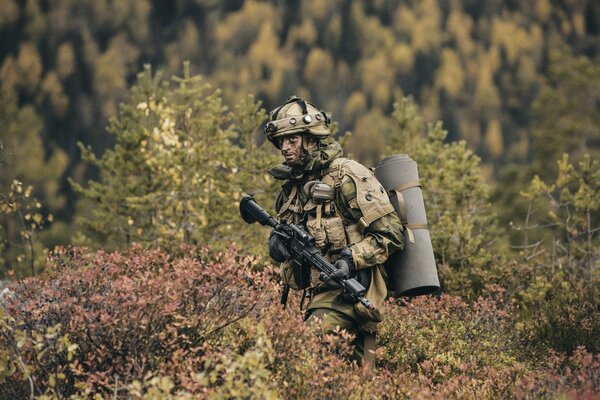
[406,223,429,230]
[404,223,428,245]
[297,98,308,114]
[315,204,323,230]
[394,180,421,192]
[277,186,298,217]
[358,217,369,230]
[271,103,286,120]
[405,227,415,244]
[394,191,409,225]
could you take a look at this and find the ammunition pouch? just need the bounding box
[280,259,311,290]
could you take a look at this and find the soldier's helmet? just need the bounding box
[264,96,331,148]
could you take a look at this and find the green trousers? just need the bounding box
[305,308,372,365]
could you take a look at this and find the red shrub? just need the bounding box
[1,246,598,399]
[1,244,272,397]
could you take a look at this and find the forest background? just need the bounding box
[0,0,599,398]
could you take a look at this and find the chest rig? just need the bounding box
[276,158,365,259]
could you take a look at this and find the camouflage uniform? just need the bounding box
[270,140,404,360]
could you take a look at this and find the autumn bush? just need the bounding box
[1,244,273,398]
[1,245,599,399]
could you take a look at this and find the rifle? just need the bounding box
[239,195,374,310]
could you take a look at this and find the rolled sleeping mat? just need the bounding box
[374,154,440,296]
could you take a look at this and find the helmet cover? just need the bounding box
[264,96,331,148]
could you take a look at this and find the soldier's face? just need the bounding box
[280,134,303,165]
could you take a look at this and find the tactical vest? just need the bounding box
[277,158,392,251]
[276,157,394,324]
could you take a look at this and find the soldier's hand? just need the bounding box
[321,247,355,288]
[269,230,290,262]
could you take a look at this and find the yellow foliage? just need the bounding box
[346,110,390,166]
[24,0,46,39]
[324,14,342,49]
[518,130,529,161]
[56,42,75,79]
[474,62,501,116]
[373,82,390,108]
[17,42,43,92]
[491,19,539,66]
[391,43,414,74]
[129,0,151,43]
[447,8,475,56]
[460,119,481,149]
[94,34,140,117]
[0,0,19,28]
[302,0,341,21]
[535,0,552,22]
[344,92,367,123]
[572,12,585,37]
[435,48,464,98]
[411,0,444,52]
[247,23,293,100]
[304,47,334,86]
[485,119,503,159]
[486,46,502,75]
[517,57,536,86]
[40,71,69,117]
[359,52,394,100]
[165,20,200,72]
[215,1,278,52]
[419,86,440,123]
[393,6,415,36]
[287,18,317,47]
[0,56,18,89]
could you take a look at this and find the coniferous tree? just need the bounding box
[72,63,279,252]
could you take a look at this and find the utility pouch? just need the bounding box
[322,216,347,250]
[304,180,335,203]
[311,182,335,202]
[280,259,311,290]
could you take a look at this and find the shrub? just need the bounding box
[388,98,503,298]
[1,244,272,398]
[512,154,600,353]
[516,274,600,354]
[1,245,598,399]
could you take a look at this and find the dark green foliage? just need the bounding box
[0,86,66,277]
[531,50,600,179]
[71,63,279,253]
[387,98,501,296]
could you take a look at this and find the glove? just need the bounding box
[321,247,356,289]
[268,230,290,262]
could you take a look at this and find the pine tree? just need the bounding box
[531,50,600,179]
[387,97,500,295]
[72,63,279,252]
[70,65,168,248]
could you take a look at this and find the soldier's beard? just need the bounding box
[296,148,311,166]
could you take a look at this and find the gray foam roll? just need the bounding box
[374,154,440,296]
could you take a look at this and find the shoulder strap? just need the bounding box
[322,157,350,188]
[277,185,298,217]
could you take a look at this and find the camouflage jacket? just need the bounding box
[269,141,404,328]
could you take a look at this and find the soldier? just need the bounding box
[264,96,404,365]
